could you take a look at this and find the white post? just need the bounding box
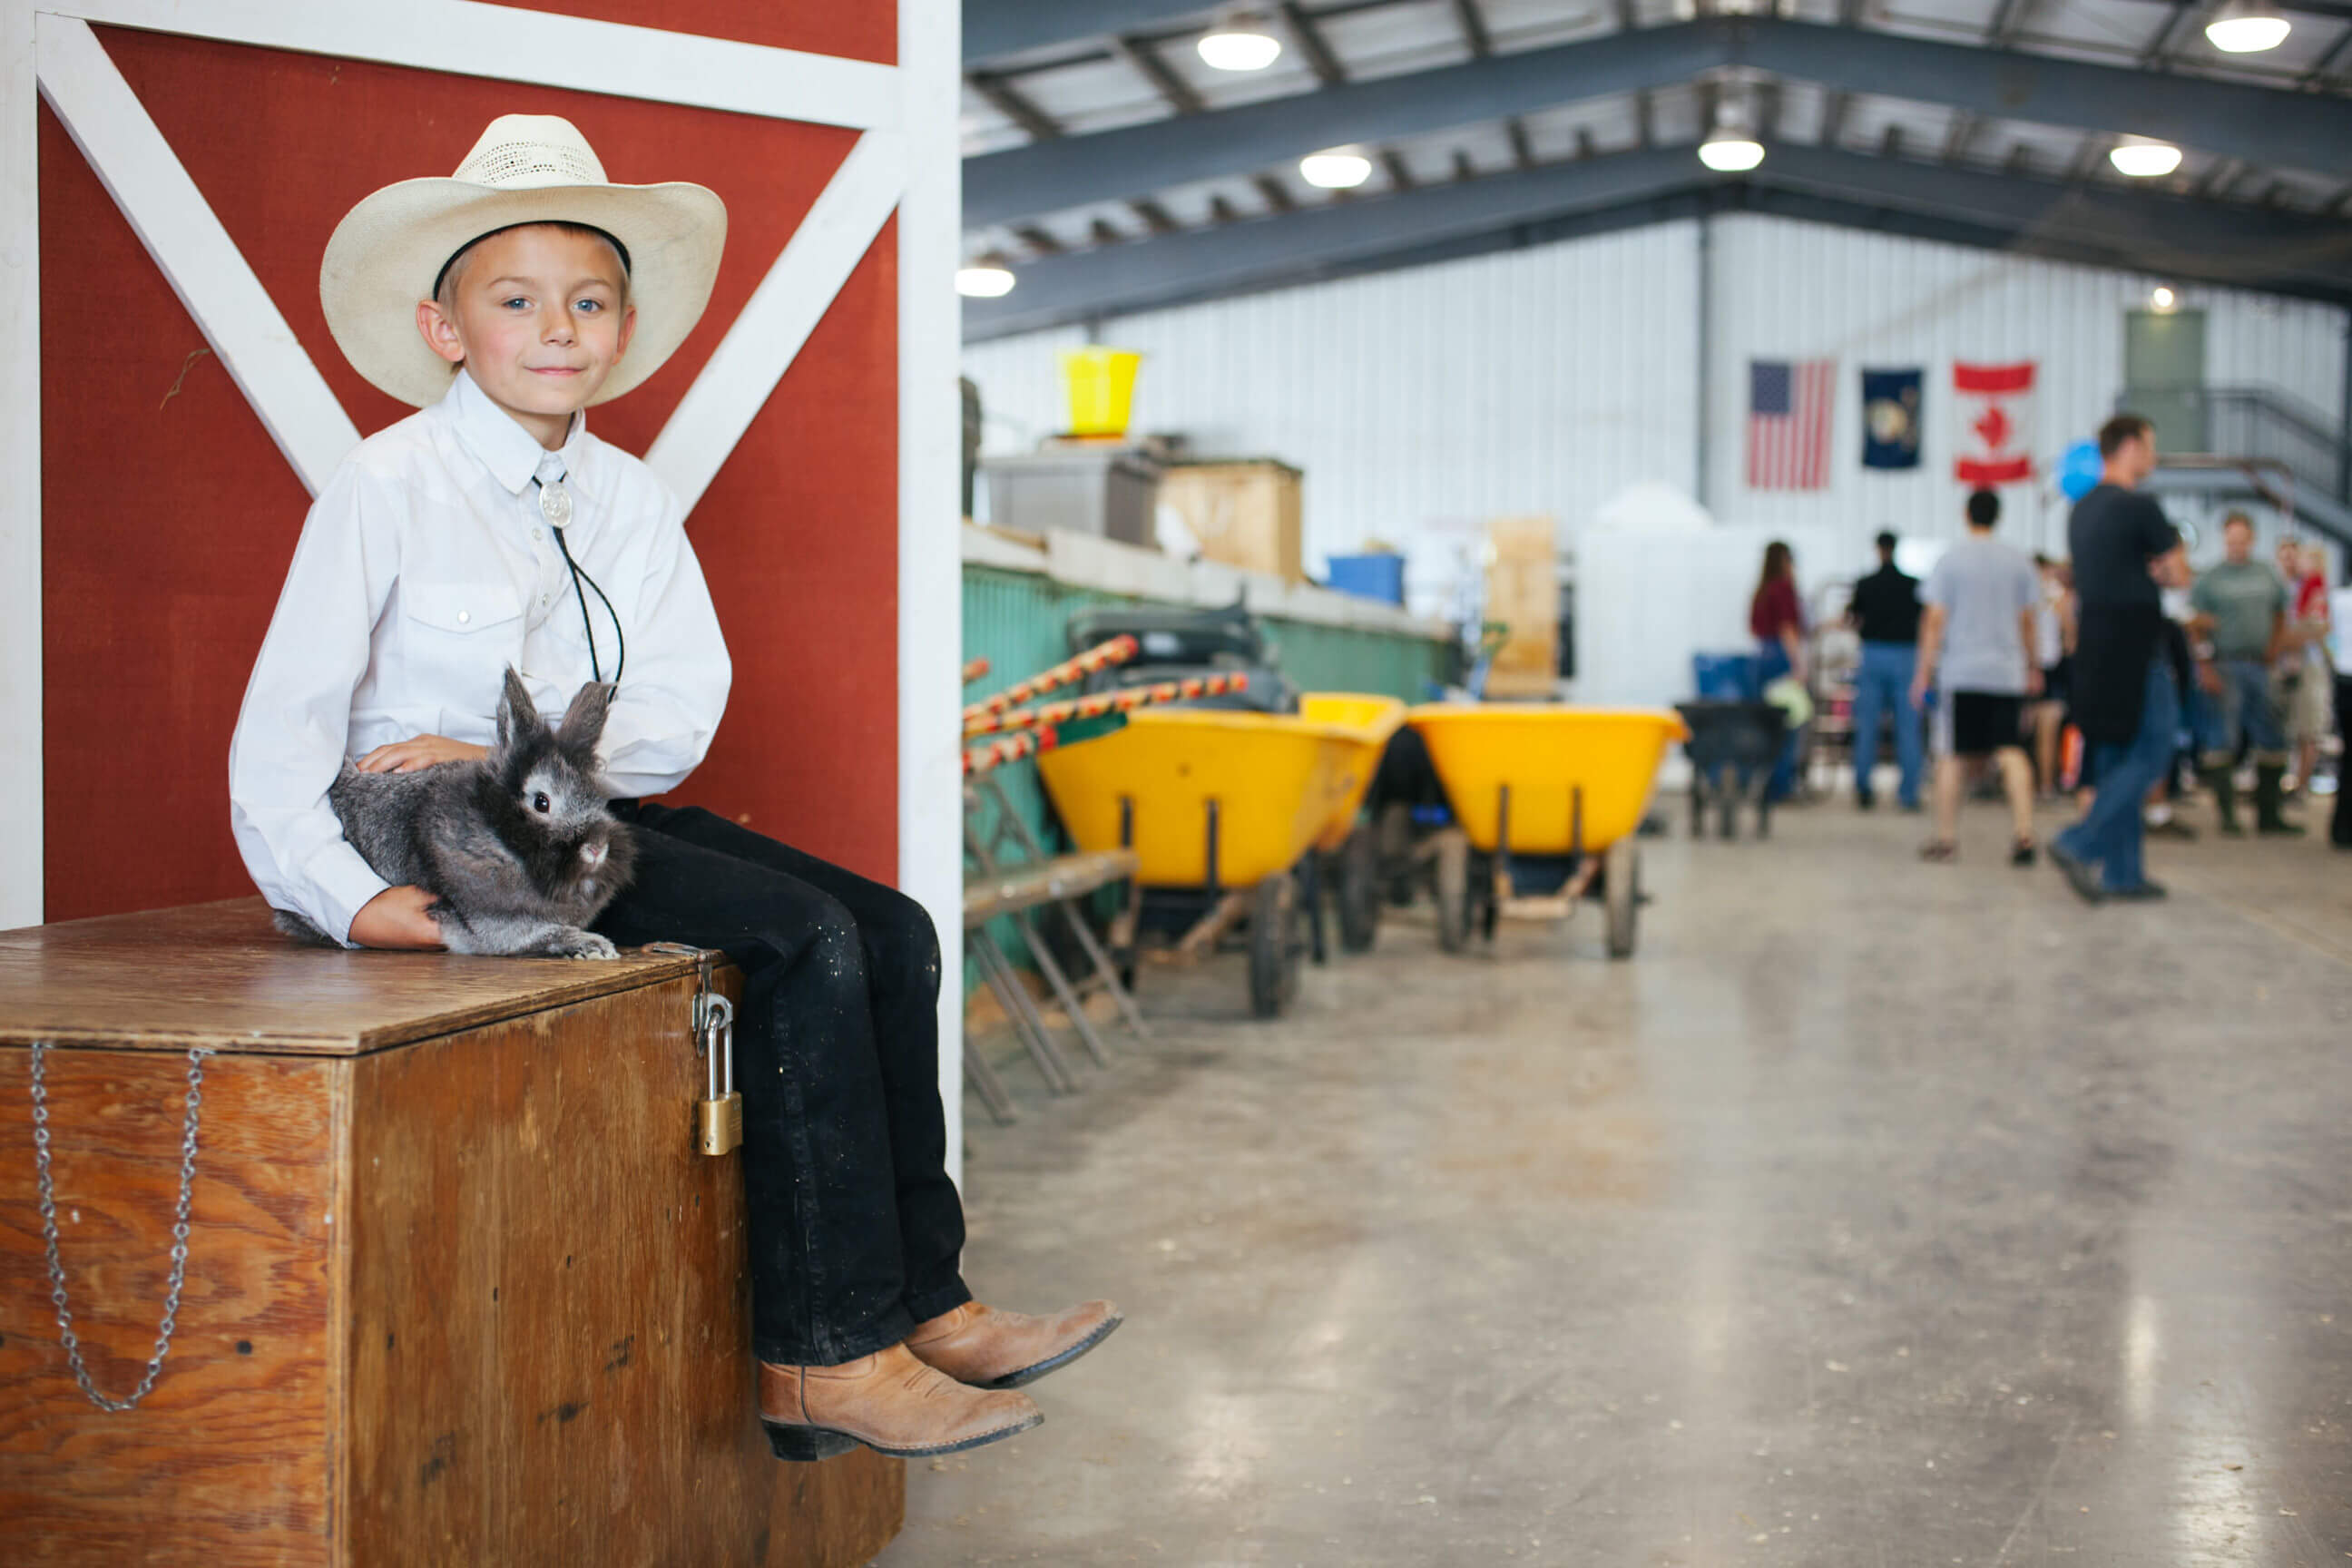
[0,0,42,927]
[899,0,965,1184]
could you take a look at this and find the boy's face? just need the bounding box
[415,224,636,446]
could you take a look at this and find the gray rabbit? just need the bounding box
[275,670,637,958]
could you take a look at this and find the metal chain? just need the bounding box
[28,1041,213,1413]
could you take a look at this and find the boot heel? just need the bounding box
[763,1421,860,1462]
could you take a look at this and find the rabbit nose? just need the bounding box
[582,841,607,867]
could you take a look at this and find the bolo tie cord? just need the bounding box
[534,477,626,686]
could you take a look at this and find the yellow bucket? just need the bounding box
[1060,347,1142,437]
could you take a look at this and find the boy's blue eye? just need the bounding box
[501,297,529,310]
[575,299,602,314]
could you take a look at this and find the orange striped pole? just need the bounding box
[963,672,1250,738]
[961,635,1139,723]
[961,657,992,685]
[962,724,1063,779]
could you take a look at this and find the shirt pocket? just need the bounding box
[398,581,527,719]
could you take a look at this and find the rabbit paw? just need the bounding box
[546,929,621,961]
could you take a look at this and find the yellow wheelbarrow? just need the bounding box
[1038,695,1406,1017]
[1406,705,1690,959]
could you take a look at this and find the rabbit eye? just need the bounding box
[532,792,552,814]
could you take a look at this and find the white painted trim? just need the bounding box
[645,131,906,515]
[37,15,361,495]
[57,0,899,132]
[0,0,39,927]
[899,0,964,1183]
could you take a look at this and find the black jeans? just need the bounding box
[593,803,971,1366]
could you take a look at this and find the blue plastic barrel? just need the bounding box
[1691,652,1759,701]
[1326,554,1406,605]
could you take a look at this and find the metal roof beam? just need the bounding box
[965,17,2352,227]
[965,21,1721,226]
[965,142,2352,338]
[965,1,1217,64]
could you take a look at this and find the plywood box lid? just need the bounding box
[1161,458,1302,479]
[0,899,703,1057]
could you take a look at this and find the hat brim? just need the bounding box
[320,177,728,408]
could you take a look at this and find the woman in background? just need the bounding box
[1751,540,1807,801]
[2278,538,2334,797]
[2030,554,2076,797]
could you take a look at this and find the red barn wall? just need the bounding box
[40,14,898,921]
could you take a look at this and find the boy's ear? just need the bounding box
[612,301,638,365]
[416,299,466,367]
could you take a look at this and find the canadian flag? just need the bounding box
[1953,361,2037,486]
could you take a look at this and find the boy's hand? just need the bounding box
[358,734,489,773]
[350,886,448,950]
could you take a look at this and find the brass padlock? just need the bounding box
[694,991,743,1157]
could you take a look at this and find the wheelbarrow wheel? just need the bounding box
[1604,839,1641,960]
[1249,873,1301,1019]
[1433,828,1472,953]
[1338,822,1380,954]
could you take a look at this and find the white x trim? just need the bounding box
[2,0,962,1167]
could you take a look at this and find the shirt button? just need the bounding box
[533,528,544,541]
[456,610,471,624]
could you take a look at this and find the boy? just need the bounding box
[230,116,1116,1462]
[1910,490,2042,865]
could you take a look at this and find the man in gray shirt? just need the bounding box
[1911,490,2043,864]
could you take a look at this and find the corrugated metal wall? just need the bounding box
[963,213,2349,591]
[1705,214,2351,572]
[962,221,1702,618]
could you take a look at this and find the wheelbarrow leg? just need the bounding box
[1301,853,1329,965]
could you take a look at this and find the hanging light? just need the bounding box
[2205,0,2291,52]
[955,255,1016,299]
[2109,136,2183,177]
[1697,91,1765,172]
[1298,146,1373,189]
[1198,9,1283,71]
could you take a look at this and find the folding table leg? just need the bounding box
[1056,899,1151,1041]
[963,1037,1020,1125]
[974,931,1079,1094]
[1014,909,1115,1068]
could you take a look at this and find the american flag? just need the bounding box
[1747,358,1837,491]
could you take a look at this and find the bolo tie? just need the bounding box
[532,466,625,685]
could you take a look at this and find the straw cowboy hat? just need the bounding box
[321,114,727,407]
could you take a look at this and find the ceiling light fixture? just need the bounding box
[2204,0,2291,53]
[1199,9,1283,71]
[2109,136,2183,178]
[1298,146,1373,189]
[955,257,1016,299]
[1697,92,1765,173]
[2151,285,2179,312]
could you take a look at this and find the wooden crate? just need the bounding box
[1158,460,1304,581]
[1484,514,1559,696]
[0,901,902,1567]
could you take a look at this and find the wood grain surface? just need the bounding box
[0,899,702,1056]
[342,973,902,1566]
[0,1045,345,1563]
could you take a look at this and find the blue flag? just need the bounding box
[1861,368,1923,470]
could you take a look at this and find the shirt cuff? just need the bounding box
[308,843,396,948]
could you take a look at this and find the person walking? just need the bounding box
[1911,491,2043,864]
[2188,512,2299,836]
[2278,537,2334,798]
[2029,555,2074,798]
[1847,530,1925,811]
[1750,541,1807,801]
[2050,415,2190,903]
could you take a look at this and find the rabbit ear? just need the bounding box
[495,667,542,752]
[557,681,616,753]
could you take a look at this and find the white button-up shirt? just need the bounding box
[229,370,731,946]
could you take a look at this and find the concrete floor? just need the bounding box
[881,798,2352,1566]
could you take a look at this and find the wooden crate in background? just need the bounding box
[1158,461,1304,581]
[1484,514,1560,698]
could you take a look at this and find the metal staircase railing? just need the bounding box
[2122,382,2349,505]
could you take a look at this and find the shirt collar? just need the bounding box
[443,370,596,501]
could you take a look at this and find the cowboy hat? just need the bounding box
[320,114,727,407]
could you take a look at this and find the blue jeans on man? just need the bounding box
[2054,656,2178,894]
[1849,640,1923,808]
[2206,657,2287,763]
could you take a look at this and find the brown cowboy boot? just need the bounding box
[759,1342,1041,1462]
[905,1299,1122,1391]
